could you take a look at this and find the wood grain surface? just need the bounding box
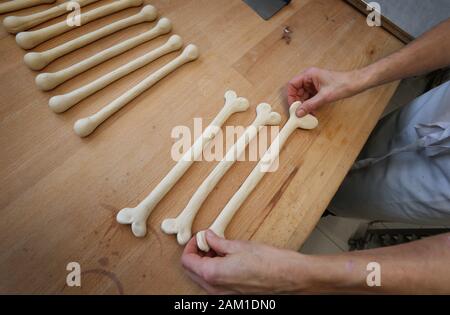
[0,0,403,294]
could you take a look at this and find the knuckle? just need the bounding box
[306,67,318,75]
[301,103,312,112]
[321,91,333,102]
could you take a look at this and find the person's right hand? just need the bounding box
[181,230,313,294]
[287,67,363,117]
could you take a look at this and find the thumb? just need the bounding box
[296,93,326,117]
[205,230,236,255]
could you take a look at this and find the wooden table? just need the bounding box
[0,0,403,294]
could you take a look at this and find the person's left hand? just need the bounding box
[181,230,311,294]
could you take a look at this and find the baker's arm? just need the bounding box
[304,232,450,294]
[288,18,450,117]
[181,230,450,294]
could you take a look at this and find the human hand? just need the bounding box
[287,67,363,117]
[181,230,312,294]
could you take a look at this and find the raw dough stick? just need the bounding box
[196,101,319,252]
[0,0,55,14]
[25,4,158,71]
[161,103,282,245]
[73,44,200,137]
[3,0,100,34]
[15,0,143,49]
[48,35,183,112]
[116,90,250,237]
[29,18,171,84]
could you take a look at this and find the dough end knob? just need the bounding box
[116,208,134,224]
[131,221,147,237]
[16,32,35,50]
[232,97,250,112]
[156,17,172,33]
[141,5,158,21]
[49,95,72,113]
[74,117,97,138]
[24,52,47,71]
[3,16,20,33]
[182,44,200,61]
[161,218,179,234]
[196,231,210,252]
[177,228,192,246]
[36,73,58,91]
[167,35,183,50]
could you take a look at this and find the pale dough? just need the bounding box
[15,0,143,49]
[0,0,55,15]
[32,17,171,87]
[161,103,282,245]
[3,0,100,34]
[196,101,319,251]
[25,5,158,71]
[48,35,183,112]
[116,90,250,237]
[73,44,200,137]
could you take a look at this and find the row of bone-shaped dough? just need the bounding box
[3,0,199,137]
[3,1,319,250]
[117,90,318,251]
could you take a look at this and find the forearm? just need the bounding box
[293,233,450,294]
[354,18,450,93]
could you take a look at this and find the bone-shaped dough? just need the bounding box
[116,91,250,237]
[161,103,282,245]
[15,0,143,49]
[30,18,171,88]
[0,0,55,14]
[196,101,319,251]
[48,35,183,112]
[25,5,158,71]
[3,0,100,34]
[73,44,199,137]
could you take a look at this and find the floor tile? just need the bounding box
[300,228,343,255]
[316,216,368,251]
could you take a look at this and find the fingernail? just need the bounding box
[296,108,306,117]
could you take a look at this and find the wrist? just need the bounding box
[290,254,367,294]
[349,68,373,94]
[280,252,331,293]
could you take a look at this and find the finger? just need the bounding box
[296,94,325,117]
[287,94,299,106]
[299,91,310,102]
[296,87,306,98]
[183,235,201,255]
[288,75,305,89]
[204,249,217,258]
[287,84,300,105]
[181,237,213,276]
[304,77,317,89]
[205,230,240,255]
